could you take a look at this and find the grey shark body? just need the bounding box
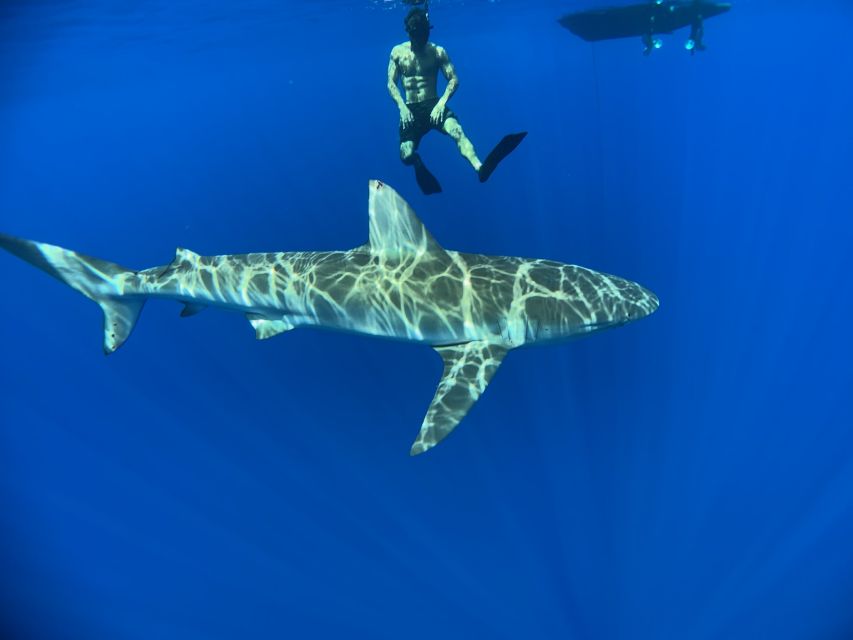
[0,180,658,455]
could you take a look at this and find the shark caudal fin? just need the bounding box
[0,233,144,354]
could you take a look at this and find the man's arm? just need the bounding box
[387,51,405,109]
[388,48,414,128]
[431,46,459,123]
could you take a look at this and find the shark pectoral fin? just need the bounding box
[246,313,294,340]
[180,302,206,317]
[410,341,509,456]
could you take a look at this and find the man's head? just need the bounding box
[404,8,431,49]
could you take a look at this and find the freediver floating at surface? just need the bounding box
[388,8,527,195]
[0,180,657,456]
[558,0,732,55]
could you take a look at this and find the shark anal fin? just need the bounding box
[411,341,509,456]
[246,313,294,340]
[180,302,206,317]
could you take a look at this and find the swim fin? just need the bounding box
[478,132,527,183]
[414,156,442,195]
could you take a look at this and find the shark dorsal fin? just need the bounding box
[367,180,445,259]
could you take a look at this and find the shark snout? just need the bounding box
[607,278,659,324]
[631,284,659,319]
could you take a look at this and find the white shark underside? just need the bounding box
[0,180,658,455]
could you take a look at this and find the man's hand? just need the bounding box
[399,105,414,129]
[430,101,446,125]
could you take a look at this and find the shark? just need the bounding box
[0,180,658,455]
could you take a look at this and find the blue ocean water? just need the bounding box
[1,0,852,638]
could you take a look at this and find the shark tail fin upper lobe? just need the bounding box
[0,233,144,354]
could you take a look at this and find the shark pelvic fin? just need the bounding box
[246,313,295,340]
[367,180,446,259]
[180,302,206,317]
[410,341,509,456]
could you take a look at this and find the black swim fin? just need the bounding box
[478,132,527,183]
[413,156,442,195]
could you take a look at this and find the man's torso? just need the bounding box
[391,41,443,104]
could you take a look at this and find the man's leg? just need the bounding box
[400,141,416,165]
[400,139,442,195]
[443,117,481,173]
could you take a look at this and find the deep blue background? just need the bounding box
[2,1,852,638]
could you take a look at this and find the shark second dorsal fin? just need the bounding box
[175,247,200,262]
[156,247,202,279]
[367,180,445,259]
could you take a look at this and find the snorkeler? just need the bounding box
[387,8,527,194]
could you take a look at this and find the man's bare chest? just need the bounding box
[398,50,439,77]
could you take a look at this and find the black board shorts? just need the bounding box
[399,97,457,146]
